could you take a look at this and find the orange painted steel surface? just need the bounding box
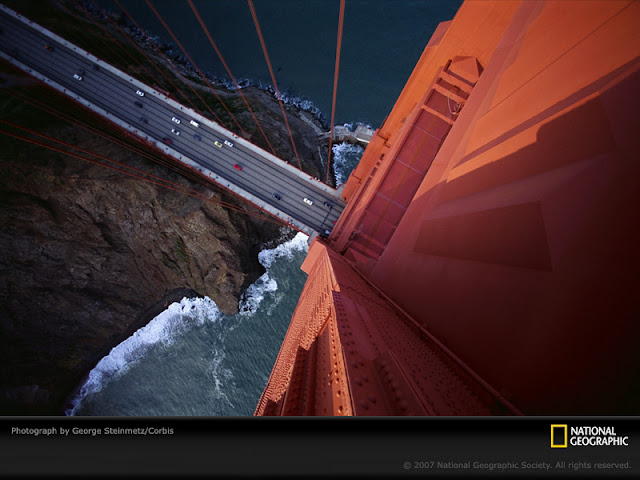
[255,240,520,416]
[256,0,640,415]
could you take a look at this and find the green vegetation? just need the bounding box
[225,98,247,115]
[173,237,188,265]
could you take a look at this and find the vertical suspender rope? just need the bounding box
[187,0,277,156]
[145,0,247,135]
[247,0,302,170]
[88,0,197,112]
[326,0,346,185]
[30,91,287,224]
[113,0,196,107]
[114,0,225,128]
[77,0,149,81]
[0,119,289,226]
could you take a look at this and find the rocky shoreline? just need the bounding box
[0,1,330,415]
[72,0,334,180]
[59,286,202,415]
[77,0,330,130]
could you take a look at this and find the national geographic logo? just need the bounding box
[551,425,568,448]
[551,424,629,448]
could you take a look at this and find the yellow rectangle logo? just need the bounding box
[551,424,568,448]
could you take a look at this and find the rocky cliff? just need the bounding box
[0,54,327,414]
[0,123,292,413]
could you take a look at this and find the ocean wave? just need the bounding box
[67,232,308,415]
[238,273,278,316]
[339,121,374,132]
[258,231,309,269]
[266,291,285,316]
[251,81,328,128]
[205,348,235,408]
[237,232,308,316]
[66,296,221,415]
[332,142,365,185]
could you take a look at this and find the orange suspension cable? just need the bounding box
[187,0,276,156]
[113,0,198,109]
[114,0,226,127]
[2,85,263,215]
[247,0,302,170]
[86,0,197,110]
[0,126,211,200]
[70,0,141,76]
[80,0,146,70]
[4,87,208,189]
[145,0,247,136]
[2,86,289,224]
[326,0,345,185]
[0,124,290,226]
[0,118,206,201]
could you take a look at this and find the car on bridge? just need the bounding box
[171,116,181,124]
[190,120,199,127]
[140,117,148,124]
[136,90,144,97]
[233,164,242,171]
[272,193,282,200]
[91,63,100,71]
[303,197,313,206]
[224,140,233,147]
[163,137,172,144]
[323,201,333,208]
[214,141,222,148]
[193,134,201,141]
[44,44,54,52]
[134,101,143,108]
[73,72,83,81]
[171,128,180,136]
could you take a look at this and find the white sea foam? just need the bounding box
[205,348,235,408]
[238,231,309,316]
[254,81,328,126]
[66,296,221,415]
[332,142,365,185]
[258,231,309,269]
[266,291,285,316]
[238,273,278,316]
[67,232,308,415]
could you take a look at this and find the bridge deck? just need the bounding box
[0,4,345,236]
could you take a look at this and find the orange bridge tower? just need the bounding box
[255,0,640,416]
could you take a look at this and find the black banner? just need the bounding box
[0,417,638,477]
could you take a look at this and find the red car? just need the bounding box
[233,164,242,171]
[44,44,54,52]
[163,137,172,145]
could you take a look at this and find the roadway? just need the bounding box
[0,6,345,234]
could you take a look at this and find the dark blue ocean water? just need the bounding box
[97,0,461,127]
[70,0,462,416]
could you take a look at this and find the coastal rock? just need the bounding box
[0,0,328,416]
[0,126,291,415]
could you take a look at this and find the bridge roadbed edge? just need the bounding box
[0,4,341,202]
